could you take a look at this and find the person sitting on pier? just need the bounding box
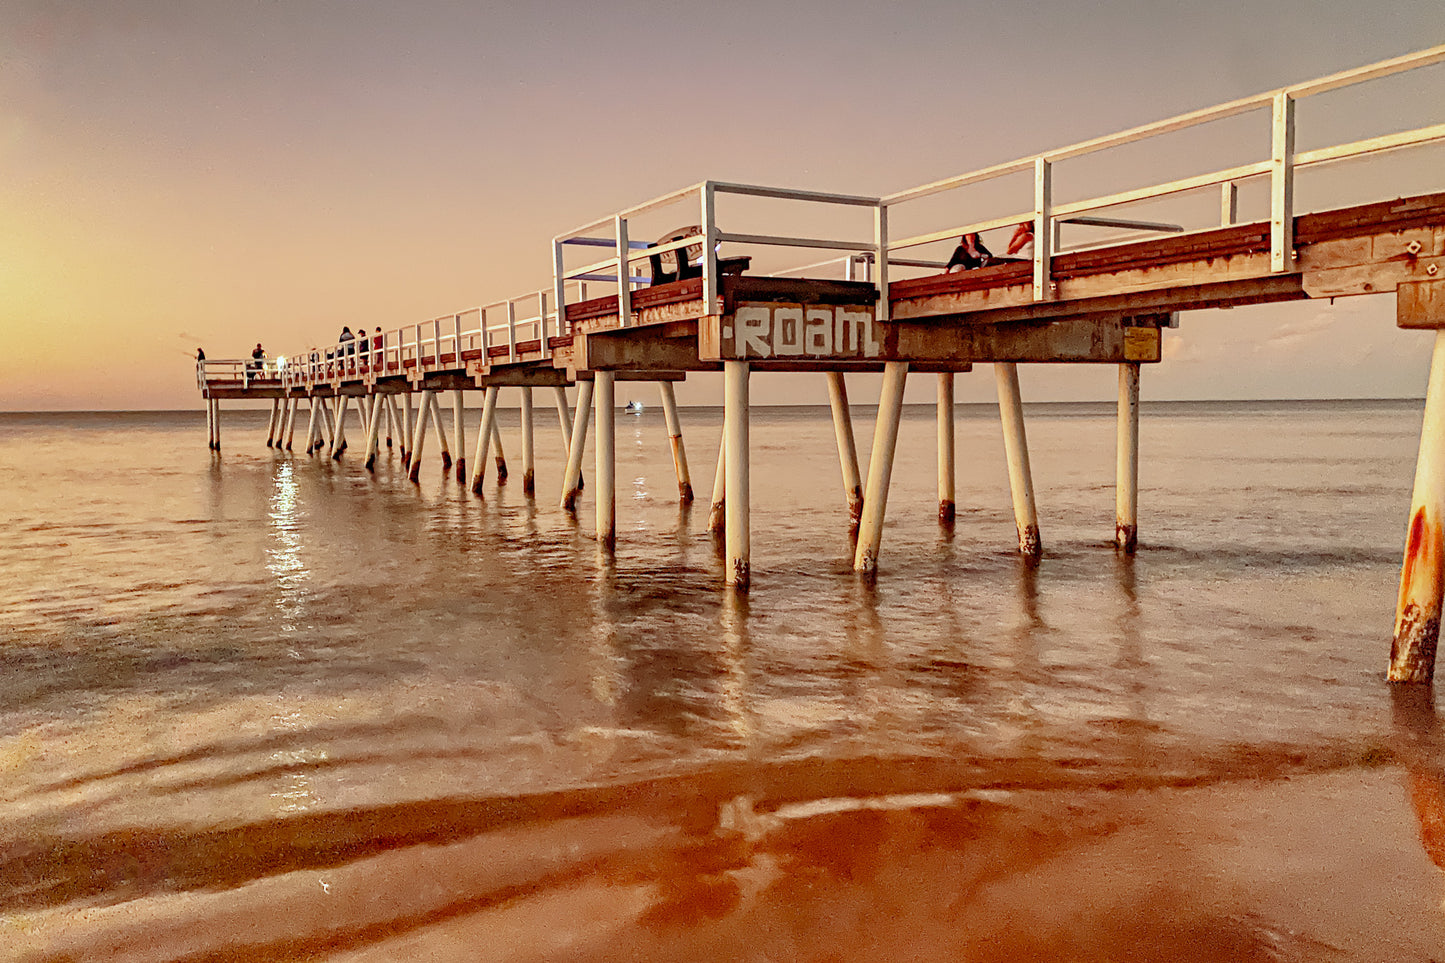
[1006,221,1035,258]
[945,232,994,272]
[357,328,370,366]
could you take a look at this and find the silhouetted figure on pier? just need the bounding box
[247,343,264,386]
[945,232,993,272]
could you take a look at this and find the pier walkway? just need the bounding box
[199,47,1445,681]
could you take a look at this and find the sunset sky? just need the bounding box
[1,1,1441,410]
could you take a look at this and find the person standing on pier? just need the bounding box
[358,328,369,367]
[248,343,265,386]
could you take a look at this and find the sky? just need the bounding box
[0,0,1441,410]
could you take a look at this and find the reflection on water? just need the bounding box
[2,401,1444,959]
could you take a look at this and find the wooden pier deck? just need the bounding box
[199,45,1445,682]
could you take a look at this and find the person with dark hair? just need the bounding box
[945,232,993,272]
[247,343,265,387]
[196,348,205,362]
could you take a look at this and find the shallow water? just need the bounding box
[2,399,1444,960]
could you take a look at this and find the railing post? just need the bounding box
[1270,91,1295,273]
[506,300,518,362]
[538,289,550,358]
[1221,180,1239,226]
[615,215,632,327]
[1033,156,1053,301]
[702,183,719,318]
[874,202,889,321]
[552,238,568,343]
[452,313,462,365]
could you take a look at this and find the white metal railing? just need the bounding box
[882,44,1445,301]
[552,179,884,323]
[200,46,1443,396]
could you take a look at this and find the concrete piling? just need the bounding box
[402,392,414,469]
[303,399,319,454]
[429,392,451,472]
[658,382,693,502]
[520,386,536,496]
[825,372,863,530]
[452,389,466,483]
[708,433,726,536]
[595,372,616,549]
[995,362,1041,558]
[364,394,384,471]
[560,381,593,511]
[854,361,908,576]
[1391,329,1445,684]
[937,372,956,525]
[470,386,500,495]
[332,396,350,460]
[408,390,433,483]
[492,422,509,484]
[1116,363,1140,552]
[553,386,573,459]
[724,361,750,588]
[265,398,280,448]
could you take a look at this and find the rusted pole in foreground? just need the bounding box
[1116,363,1140,552]
[854,361,908,576]
[658,382,693,502]
[469,386,499,495]
[937,372,956,524]
[1391,329,1445,683]
[995,362,1041,557]
[595,371,616,550]
[560,381,593,511]
[211,399,222,451]
[825,372,863,530]
[724,361,750,588]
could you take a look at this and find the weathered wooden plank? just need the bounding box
[1400,280,1445,330]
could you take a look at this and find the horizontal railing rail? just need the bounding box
[197,45,1442,396]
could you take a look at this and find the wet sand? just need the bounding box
[6,734,1445,962]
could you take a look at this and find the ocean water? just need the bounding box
[3,399,1445,961]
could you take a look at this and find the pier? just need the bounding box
[200,47,1445,679]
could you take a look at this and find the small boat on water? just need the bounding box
[624,400,644,414]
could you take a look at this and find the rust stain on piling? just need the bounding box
[679,481,694,502]
[523,470,535,496]
[408,463,422,484]
[455,459,466,484]
[708,502,726,535]
[1392,506,1443,683]
[471,475,488,497]
[1115,522,1138,554]
[938,500,956,525]
[364,455,375,472]
[731,558,751,590]
[495,457,508,483]
[562,488,580,512]
[440,451,452,471]
[1018,524,1042,558]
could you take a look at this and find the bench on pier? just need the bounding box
[648,226,751,286]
